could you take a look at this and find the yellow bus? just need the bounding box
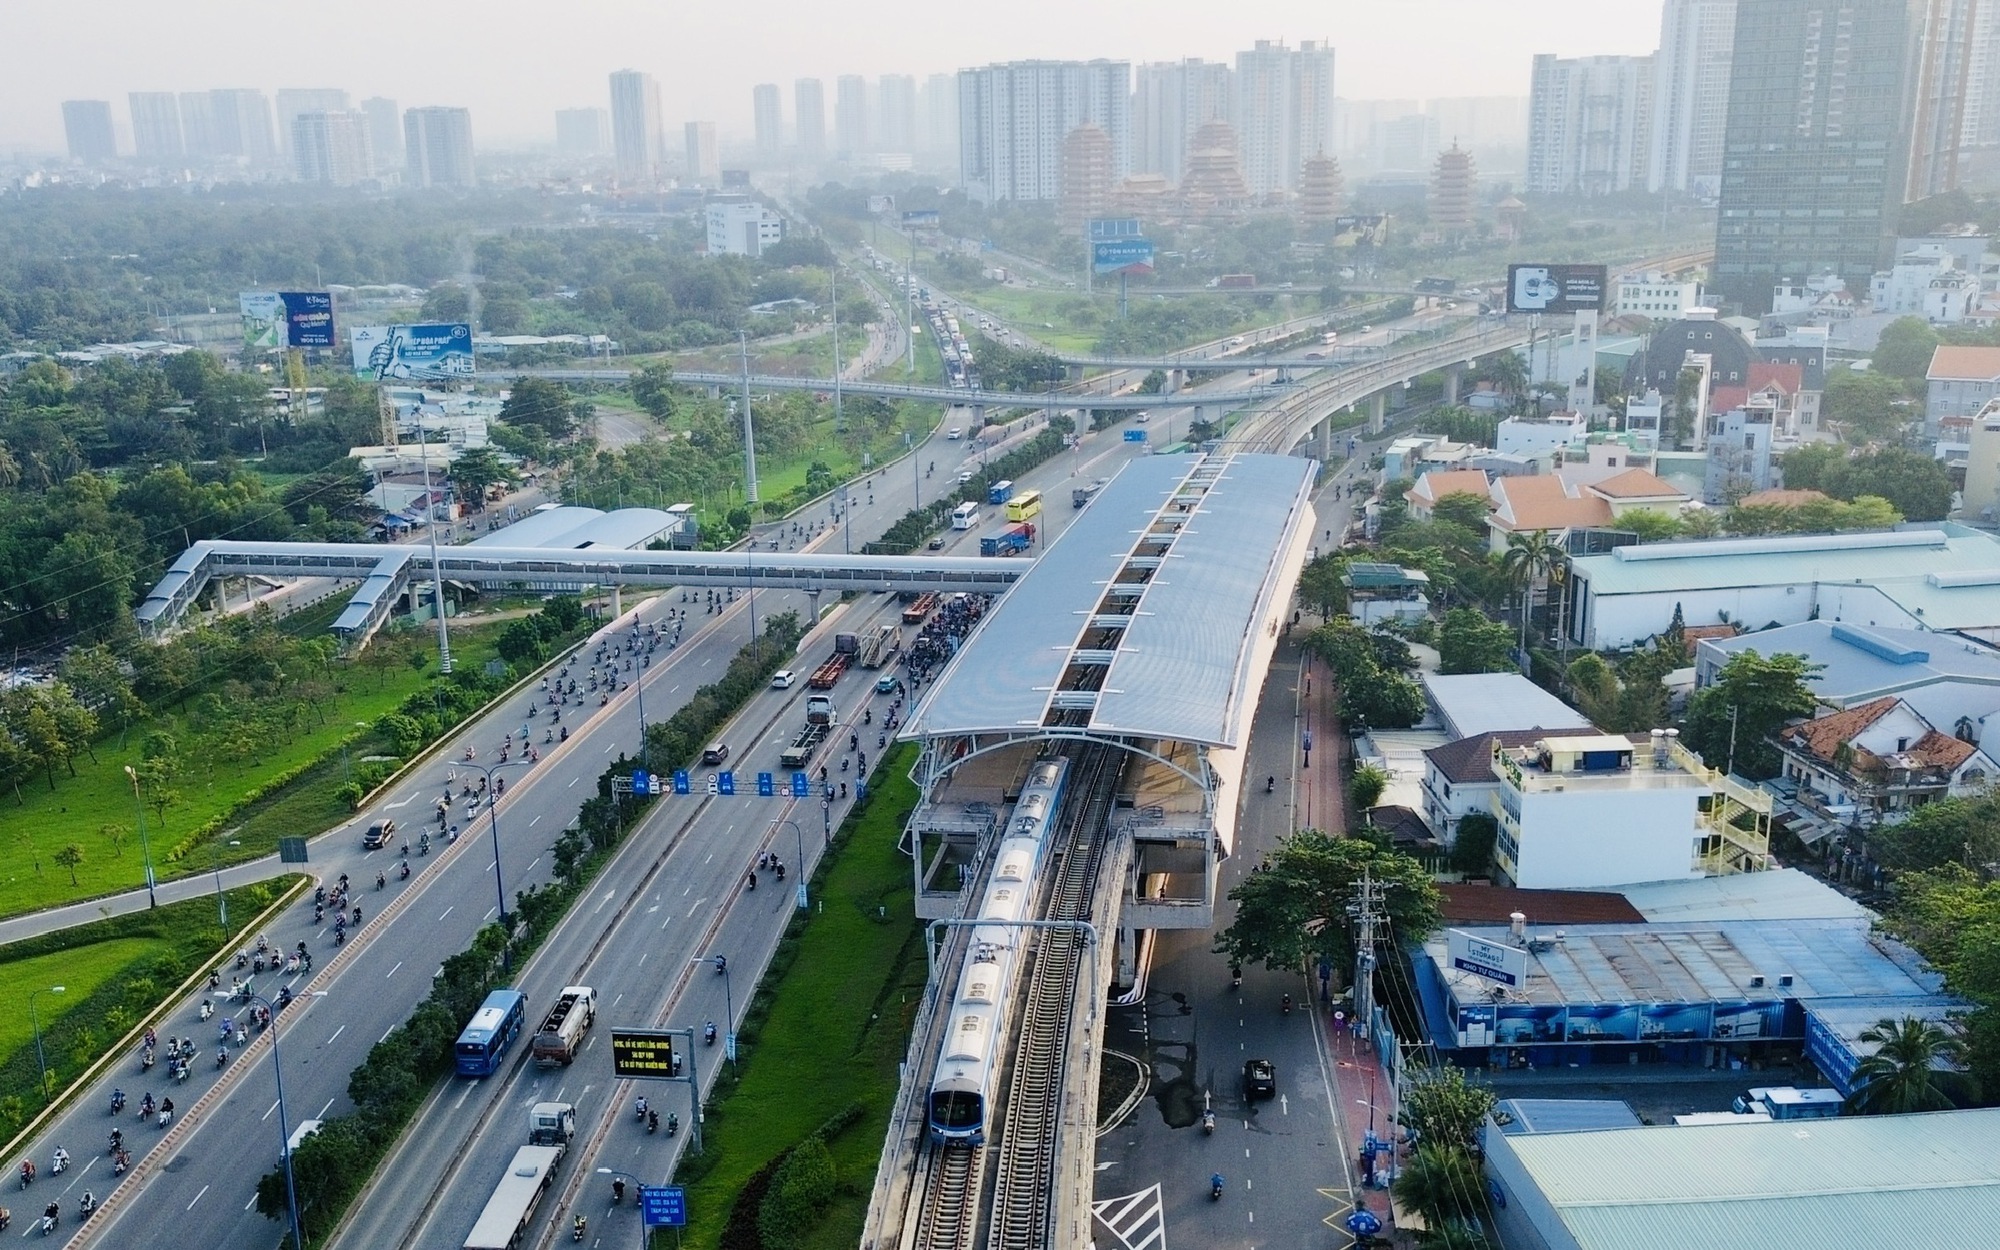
[1005,489,1042,523]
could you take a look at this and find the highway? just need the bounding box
[50,352,1194,1250]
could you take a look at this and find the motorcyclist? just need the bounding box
[704,1020,717,1044]
[18,1161,33,1188]
[78,1192,94,1215]
[714,955,726,975]
[107,1130,121,1156]
[1266,775,1275,794]
[1210,1173,1225,1200]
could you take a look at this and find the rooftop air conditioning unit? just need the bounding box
[1749,975,1765,988]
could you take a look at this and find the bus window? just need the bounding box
[455,989,527,1078]
[1005,490,1042,523]
[951,502,981,530]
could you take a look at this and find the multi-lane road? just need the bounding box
[41,346,1210,1250]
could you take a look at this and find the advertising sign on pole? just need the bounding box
[1504,264,1608,314]
[350,323,476,381]
[609,1030,679,1079]
[1088,217,1144,242]
[1447,929,1528,987]
[900,209,941,229]
[1091,238,1156,276]
[640,1185,688,1228]
[280,292,336,348]
[240,292,285,351]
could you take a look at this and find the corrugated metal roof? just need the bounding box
[907,453,1315,747]
[559,508,676,550]
[1493,1098,1642,1136]
[1509,1108,2000,1249]
[469,506,604,549]
[1569,529,1973,597]
[1422,673,1595,739]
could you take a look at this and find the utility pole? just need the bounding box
[739,329,758,504]
[1352,868,1388,1042]
[831,265,844,434]
[417,415,453,674]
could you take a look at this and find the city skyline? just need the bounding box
[0,0,1658,150]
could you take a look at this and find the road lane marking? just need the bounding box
[262,1100,279,1122]
[385,962,402,979]
[379,1026,396,1044]
[327,1025,346,1045]
[569,777,579,787]
[484,907,498,921]
[386,796,413,809]
[187,1185,209,1211]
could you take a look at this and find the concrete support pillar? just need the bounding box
[610,584,623,618]
[707,383,721,400]
[1367,391,1387,435]
[1118,922,1139,988]
[1443,364,1464,406]
[1163,369,1180,395]
[1391,381,1411,411]
[971,404,985,430]
[1319,415,1334,463]
[805,588,822,624]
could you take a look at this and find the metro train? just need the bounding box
[926,757,1071,1145]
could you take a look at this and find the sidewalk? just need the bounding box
[1326,1011,1399,1232]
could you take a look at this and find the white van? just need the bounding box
[285,1119,323,1160]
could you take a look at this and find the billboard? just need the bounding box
[240,292,285,351]
[1446,929,1527,987]
[1506,263,1608,314]
[901,209,941,229]
[867,194,896,214]
[608,1029,678,1078]
[1088,217,1144,242]
[1092,238,1155,275]
[1331,214,1390,247]
[352,323,475,381]
[281,291,336,348]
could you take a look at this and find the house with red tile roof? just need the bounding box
[1485,469,1690,552]
[1776,696,1997,828]
[1406,469,1493,521]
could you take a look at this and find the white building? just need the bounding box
[1132,59,1234,185]
[292,110,372,185]
[795,79,826,159]
[835,75,869,156]
[1872,244,1977,323]
[919,73,958,160]
[877,74,917,154]
[684,121,719,183]
[751,85,782,161]
[404,106,475,188]
[128,92,184,162]
[1496,410,1589,458]
[1647,0,1737,196]
[958,60,1131,203]
[706,198,783,257]
[1492,734,1711,888]
[204,89,276,164]
[1615,271,1702,318]
[1527,54,1653,195]
[608,70,663,183]
[555,108,608,157]
[1926,344,2000,436]
[1233,39,1336,198]
[360,98,401,177]
[275,88,349,160]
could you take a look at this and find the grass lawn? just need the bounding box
[0,622,505,921]
[0,940,154,1065]
[676,744,926,1248]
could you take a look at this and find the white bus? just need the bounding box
[463,1145,564,1250]
[951,502,981,530]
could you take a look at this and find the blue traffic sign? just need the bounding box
[672,770,690,795]
[718,771,736,796]
[1123,429,1147,443]
[640,1184,687,1228]
[791,772,810,798]
[757,771,775,797]
[631,769,651,796]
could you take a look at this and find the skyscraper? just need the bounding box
[405,107,476,187]
[361,98,402,177]
[1526,54,1654,195]
[292,110,372,185]
[608,70,664,183]
[1714,0,1927,312]
[684,121,719,183]
[276,89,350,159]
[878,74,918,153]
[129,92,184,162]
[1133,59,1234,185]
[1964,0,2000,151]
[178,92,214,159]
[207,89,276,164]
[555,108,609,157]
[958,60,1131,203]
[1233,40,1337,198]
[61,101,117,162]
[920,73,959,159]
[795,79,827,159]
[1648,0,1738,196]
[752,84,783,160]
[1908,0,1978,201]
[836,75,870,156]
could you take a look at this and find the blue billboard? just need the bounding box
[351,323,475,381]
[1092,238,1155,275]
[1089,218,1144,242]
[281,292,336,348]
[901,209,941,229]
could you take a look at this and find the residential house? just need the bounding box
[1343,562,1431,626]
[1775,696,1996,830]
[1421,728,1555,846]
[1486,468,1689,552]
[1405,469,1492,521]
[1925,345,2000,438]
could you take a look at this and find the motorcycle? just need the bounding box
[1281,995,1292,1016]
[1202,1110,1215,1135]
[745,871,757,892]
[1210,1174,1225,1202]
[77,1194,94,1217]
[666,1112,679,1137]
[704,1021,717,1046]
[38,1204,55,1236]
[1266,775,1275,794]
[106,1132,121,1158]
[418,833,430,856]
[572,1215,587,1242]
[634,1097,649,1122]
[611,1178,626,1205]
[647,1110,659,1134]
[109,1090,125,1116]
[399,861,411,881]
[198,1000,213,1021]
[375,872,386,892]
[48,1151,66,1177]
[18,1163,32,1190]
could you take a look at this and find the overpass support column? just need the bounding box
[971,404,985,430]
[1163,368,1180,395]
[1367,391,1387,435]
[610,584,623,618]
[805,588,822,625]
[707,384,721,400]
[1443,363,1464,406]
[1319,415,1334,463]
[1391,381,1411,412]
[1119,922,1139,987]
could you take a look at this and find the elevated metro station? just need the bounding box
[900,451,1316,953]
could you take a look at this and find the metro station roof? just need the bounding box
[905,453,1316,749]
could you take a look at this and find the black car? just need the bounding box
[361,821,395,850]
[1243,1058,1276,1100]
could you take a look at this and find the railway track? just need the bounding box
[913,1144,980,1250]
[986,747,1120,1250]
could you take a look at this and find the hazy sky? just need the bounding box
[2,0,1662,150]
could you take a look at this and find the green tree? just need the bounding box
[1824,370,1911,444]
[1295,553,1349,618]
[421,283,473,323]
[1418,1221,1494,1250]
[758,1134,839,1250]
[1501,530,1564,656]
[447,447,514,510]
[1391,1143,1487,1225]
[57,645,140,732]
[1214,830,1441,981]
[1398,1064,1498,1153]
[1777,443,1848,493]
[1431,491,1492,533]
[1848,1016,1972,1113]
[1437,607,1516,674]
[1871,316,1942,383]
[53,842,83,886]
[1349,764,1389,811]
[1617,508,1683,543]
[629,363,679,421]
[1868,795,2000,873]
[498,377,581,442]
[1825,448,1952,521]
[1681,650,1820,780]
[1450,812,1499,876]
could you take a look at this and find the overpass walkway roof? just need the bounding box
[904,452,1316,749]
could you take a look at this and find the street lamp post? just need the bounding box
[462,759,534,969]
[771,819,806,908]
[593,1168,646,1250]
[122,765,158,908]
[28,985,65,1100]
[249,989,323,1250]
[691,955,737,1073]
[211,838,241,936]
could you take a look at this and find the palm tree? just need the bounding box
[1500,530,1565,660]
[1419,1222,1493,1250]
[1392,1143,1485,1226]
[1849,1016,1972,1114]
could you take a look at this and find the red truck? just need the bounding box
[808,653,849,689]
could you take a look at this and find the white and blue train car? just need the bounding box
[926,757,1070,1144]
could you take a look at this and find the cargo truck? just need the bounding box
[808,653,849,689]
[530,986,596,1066]
[1071,478,1108,508]
[902,592,939,624]
[463,1104,577,1250]
[779,723,828,770]
[857,623,900,668]
[980,523,1035,556]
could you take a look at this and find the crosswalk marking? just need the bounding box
[1092,1183,1165,1250]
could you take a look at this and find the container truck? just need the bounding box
[530,986,596,1066]
[980,523,1035,556]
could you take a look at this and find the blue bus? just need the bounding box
[455,989,527,1078]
